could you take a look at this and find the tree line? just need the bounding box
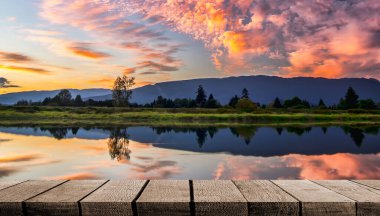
[15,75,379,110]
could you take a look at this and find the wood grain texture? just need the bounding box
[0,181,22,191]
[234,180,299,216]
[0,180,65,216]
[25,180,106,216]
[272,180,355,216]
[193,180,247,216]
[137,180,191,216]
[353,180,380,192]
[80,180,146,216]
[314,180,380,216]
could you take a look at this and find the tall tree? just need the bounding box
[241,88,249,99]
[273,97,282,108]
[345,86,359,109]
[228,95,240,108]
[205,94,220,108]
[54,89,72,106]
[195,85,207,107]
[318,99,326,108]
[74,95,84,107]
[112,75,135,107]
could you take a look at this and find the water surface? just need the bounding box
[1,125,379,180]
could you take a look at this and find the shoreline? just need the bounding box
[0,106,380,126]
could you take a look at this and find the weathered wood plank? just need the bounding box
[234,180,299,216]
[353,180,380,192]
[137,180,190,216]
[0,181,22,191]
[25,180,106,216]
[0,180,65,216]
[272,180,355,216]
[80,180,146,216]
[193,180,247,216]
[314,180,380,216]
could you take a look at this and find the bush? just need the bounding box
[359,99,377,110]
[235,99,257,112]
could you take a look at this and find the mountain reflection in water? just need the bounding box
[0,125,379,180]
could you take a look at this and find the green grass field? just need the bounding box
[0,106,379,126]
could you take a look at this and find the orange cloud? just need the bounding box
[67,45,110,59]
[89,0,380,78]
[123,67,136,75]
[89,77,114,84]
[0,65,52,74]
[0,153,42,163]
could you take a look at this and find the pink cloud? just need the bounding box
[92,0,380,78]
[212,153,380,180]
[40,0,186,76]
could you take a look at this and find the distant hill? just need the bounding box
[1,76,380,105]
[90,76,380,105]
[0,89,111,105]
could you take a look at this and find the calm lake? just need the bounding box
[1,125,379,180]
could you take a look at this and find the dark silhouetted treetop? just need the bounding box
[283,97,310,109]
[241,88,249,99]
[345,86,359,109]
[74,95,84,107]
[205,94,221,108]
[273,97,282,108]
[54,89,72,106]
[228,95,239,108]
[195,85,207,107]
[318,99,326,108]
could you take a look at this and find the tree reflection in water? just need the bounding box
[32,125,380,152]
[342,126,365,147]
[230,127,257,145]
[40,127,68,140]
[107,128,131,161]
[151,127,219,148]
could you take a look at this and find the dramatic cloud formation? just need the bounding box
[93,0,380,78]
[40,0,185,77]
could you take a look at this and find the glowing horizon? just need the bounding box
[0,0,379,94]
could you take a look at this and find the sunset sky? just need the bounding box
[0,0,379,93]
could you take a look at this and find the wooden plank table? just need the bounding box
[0,181,23,191]
[0,180,379,216]
[25,180,106,216]
[81,180,146,216]
[234,180,299,215]
[314,180,380,216]
[272,180,356,216]
[192,180,248,216]
[353,180,380,192]
[0,180,65,216]
[136,180,191,216]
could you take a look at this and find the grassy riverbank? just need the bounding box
[0,106,380,126]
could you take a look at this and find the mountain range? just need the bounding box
[1,76,380,105]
